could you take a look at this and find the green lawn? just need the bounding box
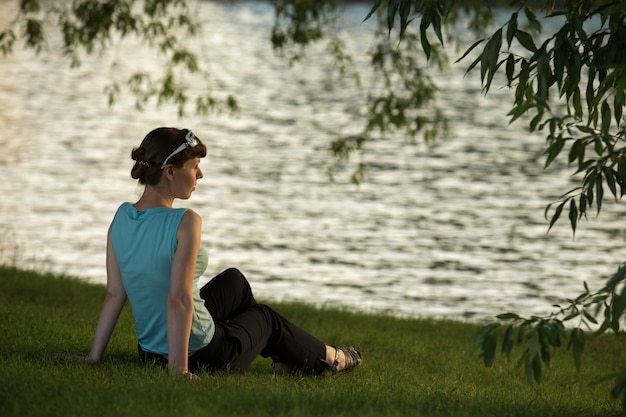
[1,265,624,417]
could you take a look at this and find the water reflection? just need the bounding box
[0,1,624,322]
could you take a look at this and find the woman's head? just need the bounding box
[130,127,207,185]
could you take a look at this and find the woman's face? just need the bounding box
[171,157,203,199]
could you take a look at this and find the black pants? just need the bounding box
[140,268,327,374]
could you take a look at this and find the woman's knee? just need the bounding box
[222,268,256,302]
[221,268,250,288]
[223,267,245,279]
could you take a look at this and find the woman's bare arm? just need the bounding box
[88,228,127,362]
[166,210,202,375]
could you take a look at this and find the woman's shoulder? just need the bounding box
[176,209,202,237]
[180,208,201,225]
[111,202,135,221]
[117,202,134,211]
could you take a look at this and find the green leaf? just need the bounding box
[570,328,585,371]
[523,352,534,384]
[611,285,626,330]
[496,313,521,320]
[431,9,443,46]
[605,168,617,199]
[505,54,515,85]
[596,302,612,335]
[548,200,565,231]
[523,6,541,32]
[506,12,517,48]
[420,22,432,60]
[586,72,596,110]
[482,333,498,367]
[507,103,534,124]
[399,0,412,39]
[483,28,502,89]
[549,320,565,347]
[524,332,542,384]
[615,76,626,124]
[575,125,595,135]
[544,135,564,168]
[535,53,550,102]
[568,139,583,165]
[25,18,45,51]
[537,323,551,363]
[502,325,514,358]
[572,87,583,118]
[601,100,611,135]
[21,0,41,13]
[616,98,624,128]
[563,309,580,322]
[578,192,587,218]
[515,30,537,52]
[605,263,626,290]
[386,0,400,36]
[479,47,489,84]
[568,199,577,235]
[457,38,486,64]
[465,54,482,75]
[363,0,384,23]
[466,322,500,362]
[582,310,597,324]
[596,174,604,214]
[515,60,530,103]
[553,36,566,89]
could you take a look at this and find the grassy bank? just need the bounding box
[0,265,624,417]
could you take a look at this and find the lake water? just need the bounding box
[1,0,624,322]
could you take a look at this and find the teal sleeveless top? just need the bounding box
[109,202,215,355]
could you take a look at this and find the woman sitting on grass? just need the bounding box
[85,127,362,378]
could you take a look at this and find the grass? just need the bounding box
[1,264,625,417]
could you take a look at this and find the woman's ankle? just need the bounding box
[324,345,343,371]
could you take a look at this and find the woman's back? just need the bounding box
[109,202,213,355]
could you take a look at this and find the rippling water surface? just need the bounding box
[1,1,624,321]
